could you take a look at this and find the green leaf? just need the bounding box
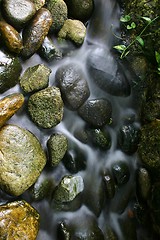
[141,17,152,23]
[113,45,126,52]
[120,15,131,22]
[155,51,160,66]
[127,22,136,29]
[136,36,144,47]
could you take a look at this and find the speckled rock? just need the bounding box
[19,64,51,93]
[0,93,24,128]
[30,0,45,10]
[0,21,23,53]
[2,0,36,29]
[0,124,46,196]
[78,98,112,127]
[46,0,68,32]
[55,63,90,110]
[58,19,86,45]
[0,200,40,239]
[21,7,53,59]
[28,87,64,128]
[65,0,94,21]
[47,133,68,167]
[0,49,22,93]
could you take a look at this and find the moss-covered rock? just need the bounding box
[0,49,22,93]
[0,93,24,128]
[28,86,64,128]
[46,0,68,32]
[0,200,40,239]
[19,64,51,93]
[58,19,86,45]
[0,124,46,196]
[30,0,45,10]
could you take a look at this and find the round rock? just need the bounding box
[0,124,46,196]
[78,98,112,127]
[2,0,36,29]
[28,86,64,128]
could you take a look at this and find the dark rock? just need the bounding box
[118,213,137,240]
[150,182,160,235]
[112,161,130,186]
[87,47,131,96]
[137,167,151,200]
[2,0,36,29]
[78,98,112,127]
[21,8,53,59]
[28,86,64,129]
[55,63,90,110]
[0,49,22,93]
[103,173,115,199]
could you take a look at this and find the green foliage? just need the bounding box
[155,51,160,74]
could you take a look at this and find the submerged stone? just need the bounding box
[2,0,36,29]
[21,7,53,59]
[28,86,64,128]
[0,49,22,93]
[0,124,46,196]
[87,47,131,96]
[0,200,40,239]
[58,19,86,45]
[65,0,94,21]
[78,98,112,127]
[47,0,68,32]
[19,64,51,93]
[47,133,68,167]
[137,167,151,200]
[0,93,24,128]
[55,63,90,110]
[0,21,23,53]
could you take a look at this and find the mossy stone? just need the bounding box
[19,64,51,93]
[0,124,46,196]
[30,0,45,10]
[28,86,64,128]
[0,49,22,93]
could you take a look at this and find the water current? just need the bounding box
[1,0,143,239]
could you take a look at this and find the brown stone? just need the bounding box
[0,200,40,239]
[0,93,24,128]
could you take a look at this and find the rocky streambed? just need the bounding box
[0,0,160,239]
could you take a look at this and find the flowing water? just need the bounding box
[1,0,144,239]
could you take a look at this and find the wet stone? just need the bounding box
[47,133,68,167]
[65,0,94,21]
[55,63,90,110]
[0,21,23,53]
[150,182,160,235]
[19,64,51,94]
[39,36,62,61]
[2,0,36,29]
[21,7,53,59]
[78,98,112,127]
[0,124,46,196]
[112,161,130,186]
[87,47,131,96]
[46,0,68,32]
[118,123,141,154]
[0,200,40,239]
[103,173,115,199]
[58,19,86,45]
[0,49,22,93]
[28,86,64,129]
[0,93,24,128]
[137,167,151,200]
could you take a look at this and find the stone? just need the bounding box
[47,133,68,167]
[46,0,68,32]
[0,200,40,239]
[137,167,151,200]
[65,0,94,21]
[30,0,45,10]
[0,93,24,128]
[21,8,53,59]
[19,64,51,93]
[39,36,62,61]
[0,49,22,93]
[0,21,23,53]
[0,124,46,196]
[112,161,130,186]
[58,19,86,45]
[87,47,131,96]
[2,0,36,29]
[103,173,115,199]
[55,63,90,110]
[28,86,64,128]
[78,98,112,127]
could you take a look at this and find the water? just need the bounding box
[1,0,143,239]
